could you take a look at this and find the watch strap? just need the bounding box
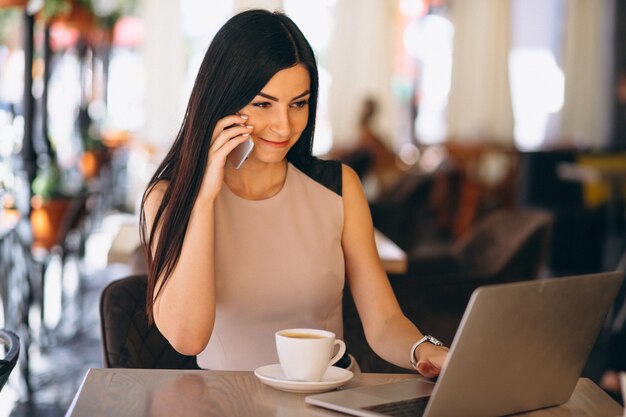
[409,335,444,369]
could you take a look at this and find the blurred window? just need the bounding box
[509,0,565,149]
[394,0,453,147]
[180,0,233,101]
[107,45,145,132]
[284,0,336,155]
[0,10,24,207]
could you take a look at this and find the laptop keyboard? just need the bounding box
[362,396,430,417]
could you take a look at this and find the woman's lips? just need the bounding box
[258,137,290,148]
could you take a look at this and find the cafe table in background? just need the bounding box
[64,368,623,417]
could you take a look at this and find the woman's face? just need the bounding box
[239,63,311,165]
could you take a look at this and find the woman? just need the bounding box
[140,9,447,377]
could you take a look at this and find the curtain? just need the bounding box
[446,0,514,144]
[327,0,396,148]
[139,0,185,148]
[558,0,614,148]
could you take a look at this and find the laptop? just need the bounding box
[306,271,623,417]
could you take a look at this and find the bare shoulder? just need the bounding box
[145,180,169,202]
[341,164,362,193]
[341,164,366,205]
[144,180,170,218]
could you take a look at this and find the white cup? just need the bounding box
[275,328,346,382]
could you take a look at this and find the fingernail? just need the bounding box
[240,114,249,119]
[246,125,253,129]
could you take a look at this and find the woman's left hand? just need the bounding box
[414,344,449,378]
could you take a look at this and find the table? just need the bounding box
[374,229,407,274]
[65,368,623,417]
[107,219,407,275]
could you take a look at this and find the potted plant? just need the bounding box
[79,122,109,179]
[30,163,75,249]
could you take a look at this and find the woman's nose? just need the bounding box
[269,108,291,138]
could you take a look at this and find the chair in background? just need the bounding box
[0,329,20,392]
[344,208,553,373]
[517,150,606,275]
[99,275,198,369]
[408,208,553,281]
[369,170,437,251]
[403,208,554,341]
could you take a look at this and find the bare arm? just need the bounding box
[341,165,448,377]
[144,114,252,355]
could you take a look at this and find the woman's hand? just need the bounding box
[414,344,449,378]
[199,114,253,201]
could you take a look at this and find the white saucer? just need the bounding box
[254,364,353,393]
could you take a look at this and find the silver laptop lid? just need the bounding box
[306,271,622,417]
[424,271,622,417]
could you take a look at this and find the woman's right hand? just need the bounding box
[200,114,253,201]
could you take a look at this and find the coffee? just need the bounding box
[281,332,325,339]
[275,328,346,382]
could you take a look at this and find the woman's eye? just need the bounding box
[291,100,308,108]
[252,102,271,108]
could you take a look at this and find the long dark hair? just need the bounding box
[139,9,319,323]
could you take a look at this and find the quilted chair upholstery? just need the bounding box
[344,208,553,373]
[99,275,199,369]
[405,208,553,339]
[0,329,20,392]
[408,208,554,283]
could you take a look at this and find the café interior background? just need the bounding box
[1,0,626,415]
[1,0,618,213]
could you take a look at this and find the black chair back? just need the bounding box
[0,329,20,392]
[99,275,198,369]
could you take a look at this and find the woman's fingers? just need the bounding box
[209,126,253,164]
[416,361,440,378]
[416,345,448,378]
[213,123,251,145]
[212,114,250,142]
[199,114,252,200]
[211,124,253,150]
[208,134,251,165]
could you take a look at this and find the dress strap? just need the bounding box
[296,158,342,197]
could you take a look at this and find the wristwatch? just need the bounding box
[409,335,444,369]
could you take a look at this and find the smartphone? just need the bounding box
[227,135,254,169]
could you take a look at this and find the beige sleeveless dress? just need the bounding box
[196,161,345,370]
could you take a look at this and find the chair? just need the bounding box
[0,329,20,392]
[99,275,199,369]
[343,208,553,373]
[403,208,554,341]
[517,150,606,275]
[369,170,437,251]
[408,208,553,281]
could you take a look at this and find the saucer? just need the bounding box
[254,364,353,393]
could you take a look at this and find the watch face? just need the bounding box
[426,336,443,346]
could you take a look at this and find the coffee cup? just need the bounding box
[275,328,346,382]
